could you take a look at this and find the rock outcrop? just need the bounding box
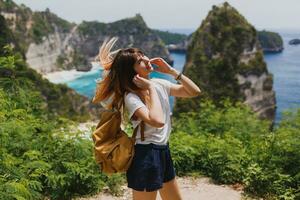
[153,29,190,53]
[173,2,276,123]
[289,38,300,45]
[0,1,172,74]
[167,34,192,53]
[257,30,284,53]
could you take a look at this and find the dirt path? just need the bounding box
[74,176,249,200]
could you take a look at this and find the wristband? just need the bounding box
[175,72,182,81]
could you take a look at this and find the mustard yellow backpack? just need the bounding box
[92,109,145,174]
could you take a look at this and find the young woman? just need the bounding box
[92,37,201,200]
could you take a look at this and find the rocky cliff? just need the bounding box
[172,2,276,122]
[0,0,172,74]
[0,12,103,122]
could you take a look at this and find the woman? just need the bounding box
[92,37,201,200]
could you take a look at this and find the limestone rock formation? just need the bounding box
[173,2,276,122]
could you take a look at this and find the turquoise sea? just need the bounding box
[63,30,300,124]
[65,52,186,115]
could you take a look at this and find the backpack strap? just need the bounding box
[132,121,145,141]
[140,121,145,141]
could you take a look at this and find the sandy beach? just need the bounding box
[42,62,102,84]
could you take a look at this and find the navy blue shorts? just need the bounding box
[126,142,176,192]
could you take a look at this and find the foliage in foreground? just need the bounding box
[0,47,125,200]
[170,99,300,200]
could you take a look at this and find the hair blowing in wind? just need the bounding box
[94,36,121,70]
[92,37,146,112]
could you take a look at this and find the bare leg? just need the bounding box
[159,177,182,200]
[132,189,158,200]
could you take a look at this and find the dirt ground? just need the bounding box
[73,176,255,200]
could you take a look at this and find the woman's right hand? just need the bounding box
[133,74,153,90]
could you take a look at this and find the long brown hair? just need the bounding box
[92,37,149,117]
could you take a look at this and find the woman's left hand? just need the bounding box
[150,57,173,74]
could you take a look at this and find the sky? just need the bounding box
[13,0,300,34]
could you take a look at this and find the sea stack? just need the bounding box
[173,2,276,123]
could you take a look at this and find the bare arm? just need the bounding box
[149,57,201,98]
[168,68,201,98]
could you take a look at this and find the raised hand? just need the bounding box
[149,57,173,74]
[133,74,153,90]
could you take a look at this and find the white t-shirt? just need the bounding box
[99,93,114,108]
[124,78,175,145]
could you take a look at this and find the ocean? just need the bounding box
[64,52,185,115]
[61,30,299,125]
[264,29,300,124]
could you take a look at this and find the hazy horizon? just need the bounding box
[12,0,300,35]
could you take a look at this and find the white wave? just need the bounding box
[42,62,102,84]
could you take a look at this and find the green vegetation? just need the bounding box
[239,51,268,76]
[0,46,125,199]
[0,1,32,53]
[109,13,150,35]
[258,30,284,52]
[78,13,150,37]
[69,49,88,69]
[77,21,106,37]
[0,45,91,122]
[0,0,17,11]
[30,12,55,43]
[0,14,24,56]
[56,49,88,71]
[0,15,14,55]
[30,9,74,44]
[55,54,68,69]
[1,1,74,48]
[170,99,299,199]
[153,29,188,45]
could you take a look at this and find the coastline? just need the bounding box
[42,62,102,84]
